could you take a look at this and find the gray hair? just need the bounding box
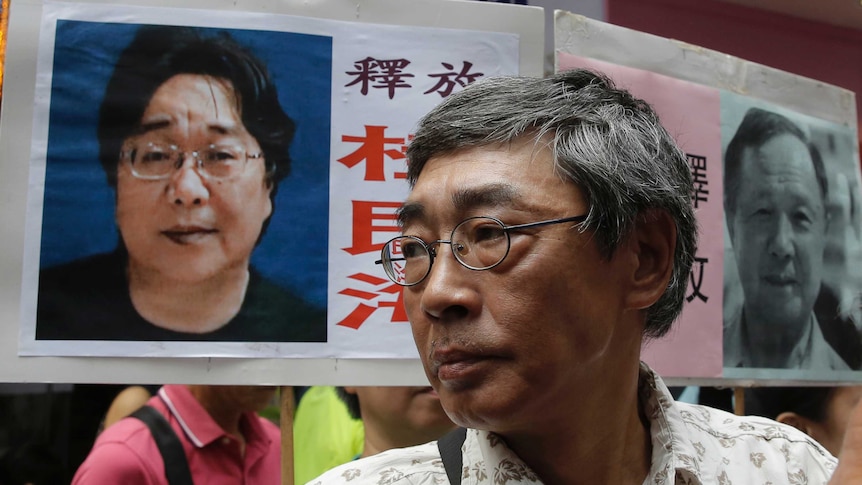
[406,69,697,338]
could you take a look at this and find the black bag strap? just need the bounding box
[437,427,467,485]
[130,405,195,485]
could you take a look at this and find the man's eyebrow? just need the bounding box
[396,203,424,228]
[205,123,235,136]
[451,183,518,211]
[138,120,171,134]
[397,183,519,228]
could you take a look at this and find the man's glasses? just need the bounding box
[122,141,263,181]
[376,215,587,286]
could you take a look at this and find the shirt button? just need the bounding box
[222,437,231,445]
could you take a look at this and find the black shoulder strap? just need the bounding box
[130,405,195,485]
[437,427,467,485]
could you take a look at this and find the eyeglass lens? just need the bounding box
[380,217,511,286]
[127,142,248,180]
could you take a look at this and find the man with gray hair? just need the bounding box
[311,69,861,484]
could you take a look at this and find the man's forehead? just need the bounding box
[400,138,576,225]
[741,143,819,187]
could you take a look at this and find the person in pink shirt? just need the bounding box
[72,385,280,485]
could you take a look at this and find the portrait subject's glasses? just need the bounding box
[122,141,263,181]
[376,215,587,286]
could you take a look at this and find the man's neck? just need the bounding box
[499,367,652,485]
[127,264,250,333]
[188,386,248,454]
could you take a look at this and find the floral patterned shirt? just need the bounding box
[308,363,837,485]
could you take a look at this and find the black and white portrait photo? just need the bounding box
[722,100,862,372]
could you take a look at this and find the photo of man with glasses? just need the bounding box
[35,24,328,342]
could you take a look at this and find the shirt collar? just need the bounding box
[726,311,848,370]
[158,385,272,451]
[786,312,816,368]
[466,428,541,484]
[638,362,703,485]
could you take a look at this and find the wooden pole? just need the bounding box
[733,387,745,416]
[281,386,295,485]
[0,0,9,100]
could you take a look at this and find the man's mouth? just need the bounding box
[431,348,490,383]
[763,274,797,286]
[162,226,217,244]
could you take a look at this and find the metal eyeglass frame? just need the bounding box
[122,141,263,181]
[375,214,588,286]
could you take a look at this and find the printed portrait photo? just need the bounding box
[722,97,862,372]
[33,21,332,344]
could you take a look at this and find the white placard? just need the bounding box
[0,0,543,384]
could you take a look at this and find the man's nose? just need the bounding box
[418,243,479,321]
[167,155,210,206]
[768,215,794,258]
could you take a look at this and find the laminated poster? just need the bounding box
[18,1,520,358]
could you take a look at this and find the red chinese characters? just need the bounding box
[337,273,408,329]
[338,126,409,181]
[336,125,413,329]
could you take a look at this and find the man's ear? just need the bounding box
[624,208,677,311]
[777,411,815,436]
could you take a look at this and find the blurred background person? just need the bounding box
[294,386,455,483]
[36,25,325,342]
[73,385,280,484]
[337,386,456,458]
[100,385,155,432]
[746,386,862,457]
[294,386,363,484]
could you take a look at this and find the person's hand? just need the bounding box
[822,172,862,324]
[829,397,862,483]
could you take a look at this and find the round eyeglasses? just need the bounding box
[122,141,263,181]
[376,215,587,286]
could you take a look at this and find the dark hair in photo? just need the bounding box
[97,25,296,202]
[724,107,828,221]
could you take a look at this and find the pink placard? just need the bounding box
[559,53,724,378]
